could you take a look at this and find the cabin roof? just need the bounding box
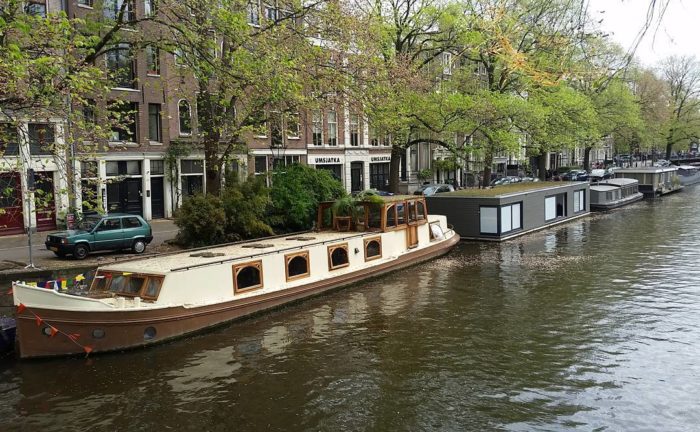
[590,185,620,192]
[438,182,580,198]
[616,167,677,173]
[99,231,369,274]
[598,178,638,187]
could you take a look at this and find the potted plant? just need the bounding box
[331,195,358,231]
[417,168,433,184]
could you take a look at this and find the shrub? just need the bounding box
[268,164,346,231]
[221,177,274,241]
[174,194,226,247]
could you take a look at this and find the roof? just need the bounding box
[438,182,582,198]
[590,185,620,192]
[598,178,638,187]
[615,167,677,173]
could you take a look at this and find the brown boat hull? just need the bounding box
[16,234,460,358]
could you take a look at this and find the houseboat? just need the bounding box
[11,196,459,358]
[590,178,644,211]
[426,182,590,241]
[613,167,682,197]
[676,165,700,186]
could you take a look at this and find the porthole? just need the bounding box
[232,260,264,293]
[41,326,53,337]
[144,326,157,340]
[92,329,106,339]
[285,252,310,281]
[328,243,349,270]
[364,237,382,261]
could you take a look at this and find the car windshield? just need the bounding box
[78,217,101,231]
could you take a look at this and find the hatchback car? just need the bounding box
[413,184,455,196]
[45,213,153,259]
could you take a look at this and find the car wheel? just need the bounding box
[74,244,89,260]
[132,239,146,254]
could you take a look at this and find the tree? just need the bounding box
[659,55,700,159]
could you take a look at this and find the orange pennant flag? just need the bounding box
[6,287,12,295]
[50,326,58,337]
[83,346,93,356]
[35,316,43,327]
[17,303,26,314]
[68,333,81,341]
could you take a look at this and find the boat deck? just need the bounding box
[100,230,375,274]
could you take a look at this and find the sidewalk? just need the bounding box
[0,219,180,273]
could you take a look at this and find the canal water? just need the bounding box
[2,188,700,431]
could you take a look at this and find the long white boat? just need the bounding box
[12,196,459,358]
[676,165,700,186]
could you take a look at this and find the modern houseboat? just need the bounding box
[426,182,590,241]
[613,167,682,197]
[676,165,700,186]
[11,196,459,358]
[590,178,644,211]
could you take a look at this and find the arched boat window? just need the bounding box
[286,251,310,281]
[386,204,397,228]
[396,203,406,225]
[328,244,349,270]
[233,260,263,293]
[408,201,417,222]
[364,237,382,261]
[416,201,426,220]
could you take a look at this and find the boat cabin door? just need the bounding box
[406,225,418,249]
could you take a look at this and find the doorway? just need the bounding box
[0,173,23,235]
[34,172,56,232]
[151,177,165,219]
[351,162,363,192]
[107,178,143,215]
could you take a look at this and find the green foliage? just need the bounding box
[417,168,433,181]
[221,177,274,241]
[267,164,346,231]
[174,194,227,247]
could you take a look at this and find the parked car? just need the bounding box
[589,169,612,182]
[356,189,394,197]
[413,184,455,196]
[490,176,521,186]
[45,213,153,260]
[654,159,672,167]
[560,170,588,181]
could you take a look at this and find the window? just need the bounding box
[327,110,337,146]
[178,100,192,136]
[369,125,379,147]
[573,190,585,213]
[286,112,300,138]
[150,160,164,175]
[364,237,381,261]
[106,160,141,176]
[181,159,203,174]
[382,134,391,147]
[233,260,263,292]
[143,277,163,299]
[78,0,94,7]
[312,110,323,146]
[123,217,142,228]
[247,0,260,25]
[442,52,453,75]
[104,0,135,21]
[429,221,445,241]
[545,193,566,221]
[83,100,96,125]
[350,113,360,146]
[254,156,267,175]
[500,202,522,234]
[109,102,138,142]
[98,218,121,231]
[328,243,349,270]
[270,111,283,147]
[81,161,98,178]
[251,109,268,137]
[174,48,186,66]
[397,203,406,225]
[146,45,160,75]
[106,43,136,89]
[147,103,162,142]
[285,251,309,281]
[27,123,54,155]
[25,1,47,17]
[480,207,498,234]
[0,123,20,156]
[416,200,426,220]
[144,0,156,16]
[385,204,397,228]
[264,2,277,21]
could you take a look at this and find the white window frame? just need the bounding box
[327,110,337,146]
[178,99,192,136]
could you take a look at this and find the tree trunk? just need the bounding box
[481,150,493,188]
[665,131,674,160]
[388,144,403,194]
[583,146,592,171]
[205,148,222,195]
[537,153,547,181]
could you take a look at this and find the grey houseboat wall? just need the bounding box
[426,183,590,241]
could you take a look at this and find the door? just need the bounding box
[34,172,57,232]
[406,225,419,249]
[151,177,165,219]
[351,162,363,192]
[107,178,143,215]
[93,218,124,250]
[0,173,23,236]
[370,163,390,191]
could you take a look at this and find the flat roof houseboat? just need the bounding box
[676,165,700,186]
[590,178,644,211]
[12,196,459,358]
[614,167,682,197]
[426,182,590,241]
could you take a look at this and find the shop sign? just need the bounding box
[313,157,342,165]
[370,156,391,162]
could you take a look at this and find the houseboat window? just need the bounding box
[480,206,498,234]
[364,237,382,260]
[367,205,382,230]
[286,252,309,280]
[397,203,406,225]
[500,202,522,234]
[233,261,263,292]
[125,276,145,295]
[90,273,109,291]
[386,204,397,228]
[545,194,566,221]
[328,244,349,270]
[429,221,444,241]
[408,201,417,222]
[573,190,585,213]
[109,275,127,293]
[416,201,426,220]
[144,277,163,299]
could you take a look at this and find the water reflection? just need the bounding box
[3,189,700,430]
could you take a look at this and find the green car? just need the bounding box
[45,213,154,260]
